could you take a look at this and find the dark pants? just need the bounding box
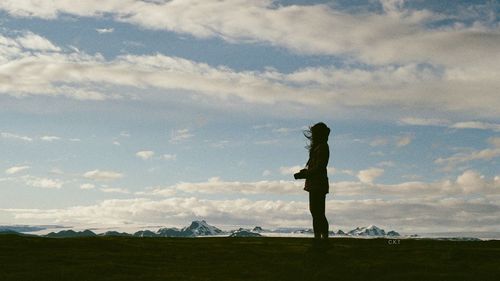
[309,192,329,239]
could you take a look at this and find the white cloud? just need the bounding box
[169,129,193,143]
[262,170,272,177]
[150,177,304,196]
[357,168,384,184]
[136,150,155,160]
[0,132,33,142]
[40,135,61,142]
[96,28,114,34]
[5,165,30,175]
[162,154,177,161]
[83,170,123,181]
[435,138,500,169]
[401,117,500,132]
[15,31,60,51]
[279,165,303,175]
[23,176,63,189]
[396,135,413,147]
[80,183,95,190]
[436,148,500,169]
[369,135,412,148]
[2,170,499,231]
[451,121,500,132]
[369,137,391,147]
[488,137,500,148]
[399,117,450,127]
[100,187,129,194]
[0,6,498,118]
[1,0,496,69]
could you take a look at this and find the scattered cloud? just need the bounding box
[150,177,303,196]
[136,150,155,160]
[400,117,500,132]
[40,135,61,142]
[262,170,272,177]
[83,170,124,181]
[2,169,499,231]
[396,135,413,147]
[100,187,129,194]
[451,121,500,132]
[369,135,413,148]
[15,31,60,51]
[399,117,450,127]
[162,154,177,161]
[5,165,30,175]
[0,10,497,117]
[170,129,193,143]
[435,138,500,170]
[80,183,95,190]
[23,176,63,189]
[357,168,384,184]
[96,28,114,34]
[279,165,303,175]
[0,132,33,142]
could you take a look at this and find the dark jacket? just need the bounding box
[303,142,329,194]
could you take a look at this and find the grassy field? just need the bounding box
[1,235,499,281]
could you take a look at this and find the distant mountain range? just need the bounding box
[0,221,405,239]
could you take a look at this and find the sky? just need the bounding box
[0,0,499,233]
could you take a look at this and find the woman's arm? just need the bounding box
[303,144,329,178]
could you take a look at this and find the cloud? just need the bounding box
[15,31,60,51]
[396,135,413,147]
[169,129,193,143]
[96,28,114,34]
[0,6,498,118]
[40,135,61,142]
[150,177,304,196]
[2,170,499,231]
[399,117,450,127]
[1,0,496,68]
[5,165,30,175]
[80,183,95,190]
[435,138,500,170]
[400,117,500,132]
[83,170,123,181]
[162,154,177,161]
[450,121,500,132]
[136,150,155,160]
[279,165,303,175]
[369,135,412,148]
[23,176,63,189]
[0,132,33,142]
[0,34,497,118]
[357,168,384,184]
[100,187,129,194]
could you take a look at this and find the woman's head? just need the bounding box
[304,122,330,149]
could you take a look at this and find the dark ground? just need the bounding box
[1,235,499,281]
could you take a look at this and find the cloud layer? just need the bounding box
[0,1,498,118]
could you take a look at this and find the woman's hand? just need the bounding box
[294,169,308,180]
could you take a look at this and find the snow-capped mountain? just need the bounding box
[345,225,400,237]
[181,220,224,236]
[154,220,225,237]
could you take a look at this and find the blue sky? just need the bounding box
[0,0,499,233]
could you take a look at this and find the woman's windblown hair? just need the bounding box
[304,122,330,151]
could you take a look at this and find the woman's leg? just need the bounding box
[309,192,321,239]
[309,192,328,239]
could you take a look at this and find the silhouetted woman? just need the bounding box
[294,122,330,243]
